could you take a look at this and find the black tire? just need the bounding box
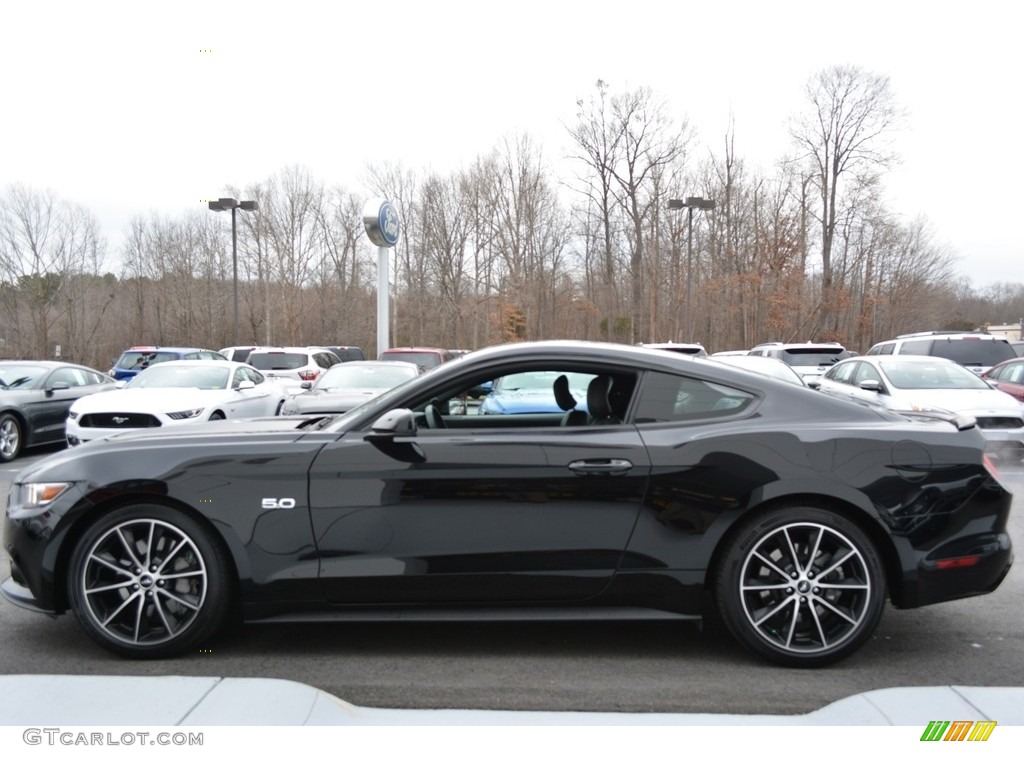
[67,505,233,659]
[714,506,885,667]
[209,412,225,421]
[0,412,22,462]
[274,400,285,415]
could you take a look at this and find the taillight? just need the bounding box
[982,453,1002,483]
[299,370,318,381]
[935,556,981,570]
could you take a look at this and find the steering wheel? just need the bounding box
[424,403,447,429]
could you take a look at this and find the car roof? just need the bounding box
[845,354,965,365]
[893,331,1009,340]
[141,359,241,367]
[248,346,333,353]
[120,346,221,354]
[381,346,449,353]
[0,360,98,370]
[639,342,706,351]
[751,341,845,349]
[334,359,420,369]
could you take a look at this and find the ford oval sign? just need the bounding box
[363,198,400,248]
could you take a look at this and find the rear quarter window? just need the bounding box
[634,372,755,422]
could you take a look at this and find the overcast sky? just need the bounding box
[3,0,1021,288]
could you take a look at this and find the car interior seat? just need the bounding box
[586,375,621,425]
[554,374,588,426]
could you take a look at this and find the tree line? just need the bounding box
[2,66,1022,372]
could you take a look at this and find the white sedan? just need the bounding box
[816,354,1024,460]
[66,360,291,446]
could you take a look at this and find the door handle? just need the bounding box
[568,459,633,475]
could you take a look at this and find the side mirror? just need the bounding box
[365,408,424,463]
[237,380,255,391]
[468,380,493,398]
[369,408,418,437]
[858,379,884,393]
[300,381,313,390]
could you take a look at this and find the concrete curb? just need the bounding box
[1,675,1022,726]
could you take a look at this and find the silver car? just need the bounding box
[816,354,1024,460]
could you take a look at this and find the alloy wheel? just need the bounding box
[78,518,209,647]
[737,521,873,655]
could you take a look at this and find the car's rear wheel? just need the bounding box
[67,505,233,658]
[0,413,22,462]
[714,506,885,667]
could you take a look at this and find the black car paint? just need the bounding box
[2,341,1013,661]
[0,361,117,458]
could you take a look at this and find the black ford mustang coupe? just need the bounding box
[2,341,1013,666]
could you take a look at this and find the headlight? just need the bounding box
[166,408,205,420]
[17,482,72,509]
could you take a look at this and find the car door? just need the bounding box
[822,360,889,408]
[816,360,860,399]
[985,361,1024,403]
[310,419,651,605]
[226,366,273,417]
[26,367,111,443]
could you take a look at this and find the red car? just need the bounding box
[981,357,1024,402]
[378,347,456,370]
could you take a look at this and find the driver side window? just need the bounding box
[412,368,636,429]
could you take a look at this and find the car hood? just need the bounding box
[287,388,387,412]
[14,415,321,484]
[72,388,234,413]
[893,388,1023,415]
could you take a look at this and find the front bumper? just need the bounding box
[0,576,56,614]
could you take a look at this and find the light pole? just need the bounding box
[668,196,715,341]
[208,197,258,346]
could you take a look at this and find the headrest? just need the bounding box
[553,374,577,411]
[586,375,613,420]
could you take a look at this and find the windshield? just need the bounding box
[247,352,309,370]
[0,365,46,389]
[906,338,1015,367]
[379,351,443,368]
[879,359,992,390]
[127,364,230,390]
[778,348,846,366]
[316,364,418,390]
[115,350,181,370]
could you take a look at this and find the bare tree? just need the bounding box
[790,65,901,334]
[0,184,108,358]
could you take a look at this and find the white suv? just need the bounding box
[244,346,341,392]
[866,331,1016,376]
[747,341,849,385]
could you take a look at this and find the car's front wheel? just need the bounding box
[0,413,22,462]
[67,505,233,658]
[714,506,885,667]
